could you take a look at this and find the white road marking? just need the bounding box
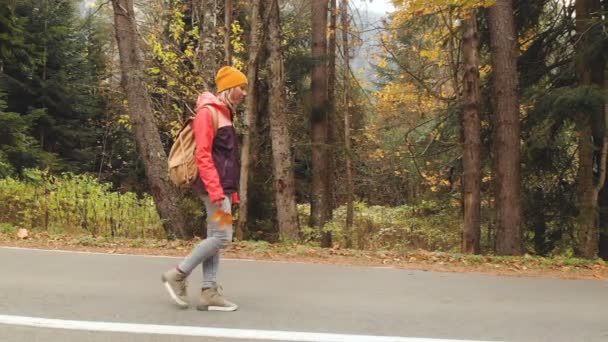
[0,314,494,342]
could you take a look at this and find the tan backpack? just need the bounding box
[168,106,219,188]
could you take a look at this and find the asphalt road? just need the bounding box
[1,246,607,342]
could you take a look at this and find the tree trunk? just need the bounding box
[236,0,264,240]
[199,0,220,80]
[531,189,550,255]
[224,0,232,65]
[111,0,190,239]
[488,0,523,255]
[461,8,481,254]
[341,0,354,248]
[311,0,331,247]
[268,0,300,241]
[575,0,606,258]
[599,0,608,260]
[576,117,600,258]
[600,73,608,259]
[326,0,337,223]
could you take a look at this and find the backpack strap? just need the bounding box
[205,105,219,135]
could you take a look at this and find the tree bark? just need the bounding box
[599,75,608,259]
[488,0,523,255]
[575,0,606,258]
[599,0,608,260]
[199,0,220,80]
[325,0,337,223]
[311,0,331,247]
[461,9,481,254]
[341,0,354,248]
[531,189,550,255]
[236,0,264,240]
[268,0,300,241]
[111,0,190,239]
[600,58,608,258]
[224,0,232,65]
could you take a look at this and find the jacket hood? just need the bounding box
[195,92,230,117]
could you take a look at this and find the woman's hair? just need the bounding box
[217,87,236,115]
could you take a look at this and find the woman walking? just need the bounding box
[162,66,248,311]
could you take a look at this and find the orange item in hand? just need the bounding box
[211,210,233,227]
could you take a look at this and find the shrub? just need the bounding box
[297,200,462,252]
[0,169,163,238]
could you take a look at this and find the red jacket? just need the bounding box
[192,92,240,204]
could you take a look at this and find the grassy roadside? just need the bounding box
[1,231,607,280]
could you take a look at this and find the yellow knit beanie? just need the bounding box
[215,66,248,93]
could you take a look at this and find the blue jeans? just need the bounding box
[178,195,233,288]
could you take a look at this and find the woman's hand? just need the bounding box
[212,197,225,207]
